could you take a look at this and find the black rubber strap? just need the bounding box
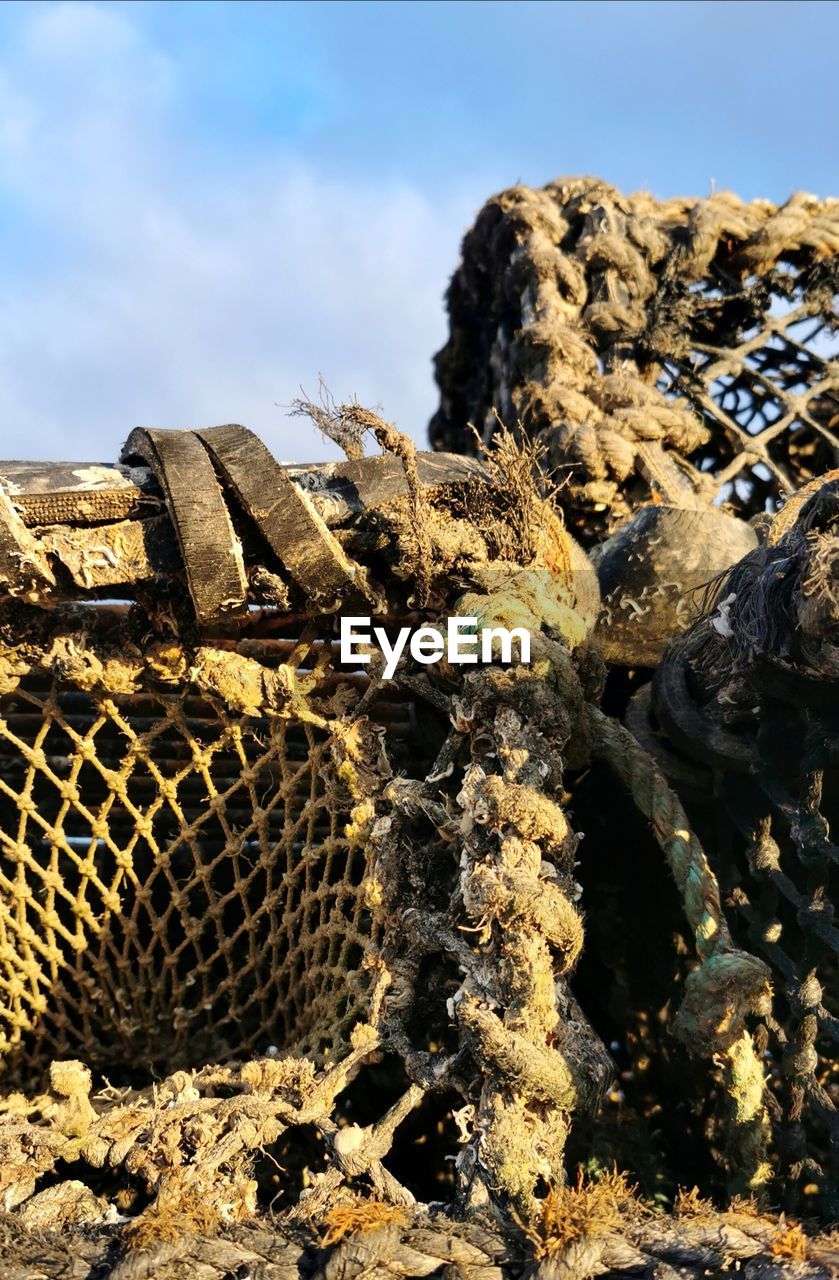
[653,648,755,774]
[195,424,363,603]
[121,428,248,629]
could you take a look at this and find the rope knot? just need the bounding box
[673,950,772,1055]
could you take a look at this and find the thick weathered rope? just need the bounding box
[432,177,839,541]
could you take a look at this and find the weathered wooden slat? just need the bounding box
[0,440,489,605]
[121,429,249,628]
[299,451,486,518]
[0,460,161,526]
[3,451,486,528]
[195,425,364,603]
[0,461,145,493]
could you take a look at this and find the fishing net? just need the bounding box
[628,472,839,1222]
[0,197,837,1271]
[1,413,829,1277]
[425,175,839,1266]
[0,653,382,1074]
[431,176,839,547]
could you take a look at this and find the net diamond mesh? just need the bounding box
[0,658,384,1075]
[656,281,839,515]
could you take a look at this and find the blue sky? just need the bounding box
[0,0,836,461]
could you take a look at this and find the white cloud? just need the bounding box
[0,3,474,462]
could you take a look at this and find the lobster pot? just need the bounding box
[630,474,839,1214]
[0,421,640,1223]
[432,176,839,543]
[0,626,443,1078]
[0,429,491,1081]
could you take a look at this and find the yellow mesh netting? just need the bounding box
[0,657,389,1074]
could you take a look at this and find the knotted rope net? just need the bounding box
[431,174,838,1264]
[627,472,839,1223]
[431,176,839,546]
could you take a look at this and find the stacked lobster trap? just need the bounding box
[0,179,836,1279]
[432,177,839,1250]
